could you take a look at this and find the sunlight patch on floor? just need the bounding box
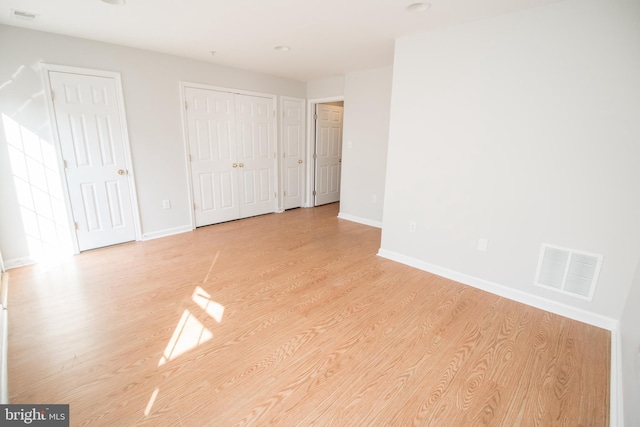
[192,285,225,323]
[144,387,160,416]
[158,309,213,367]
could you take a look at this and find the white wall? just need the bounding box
[0,25,305,264]
[306,75,344,99]
[381,0,640,321]
[339,67,393,227]
[621,260,640,426]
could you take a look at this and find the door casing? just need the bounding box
[314,103,343,206]
[306,97,345,208]
[180,82,278,229]
[42,63,142,254]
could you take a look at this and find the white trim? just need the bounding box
[337,212,382,228]
[376,248,618,330]
[141,225,192,241]
[40,63,143,252]
[610,326,623,427]
[0,268,6,403]
[179,81,279,228]
[0,271,7,309]
[306,96,345,208]
[0,307,7,404]
[3,257,36,270]
[308,96,347,104]
[180,81,276,100]
[178,82,196,230]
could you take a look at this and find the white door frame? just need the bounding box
[179,81,279,229]
[279,96,306,212]
[306,96,345,208]
[41,63,142,254]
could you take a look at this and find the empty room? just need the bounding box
[0,0,639,425]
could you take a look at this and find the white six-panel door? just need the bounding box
[282,98,305,210]
[234,94,276,218]
[49,71,136,251]
[185,87,240,226]
[185,86,276,227]
[314,104,343,206]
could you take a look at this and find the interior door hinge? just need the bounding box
[313,153,317,160]
[74,222,78,230]
[313,190,316,196]
[63,159,67,169]
[284,190,287,196]
[193,203,196,210]
[314,113,318,120]
[50,90,55,101]
[274,192,277,198]
[185,101,188,110]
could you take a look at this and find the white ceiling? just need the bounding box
[0,0,563,82]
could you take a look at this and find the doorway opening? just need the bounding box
[306,98,344,208]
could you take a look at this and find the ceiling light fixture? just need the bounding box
[274,46,291,52]
[406,2,431,12]
[101,0,126,5]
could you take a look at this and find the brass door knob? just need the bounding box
[118,169,126,175]
[239,163,244,167]
[232,163,238,168]
[298,159,303,164]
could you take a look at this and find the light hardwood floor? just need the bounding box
[8,203,609,426]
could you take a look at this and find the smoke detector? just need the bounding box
[406,2,431,12]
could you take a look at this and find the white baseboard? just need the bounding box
[142,225,192,241]
[377,247,621,427]
[4,257,36,270]
[377,248,617,330]
[337,212,382,228]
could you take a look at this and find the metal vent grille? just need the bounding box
[11,9,39,21]
[534,244,602,300]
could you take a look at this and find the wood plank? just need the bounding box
[7,203,610,426]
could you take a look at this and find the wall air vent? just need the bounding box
[534,244,602,300]
[11,9,39,22]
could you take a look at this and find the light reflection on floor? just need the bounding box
[150,253,225,416]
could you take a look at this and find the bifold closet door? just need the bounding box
[185,87,276,227]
